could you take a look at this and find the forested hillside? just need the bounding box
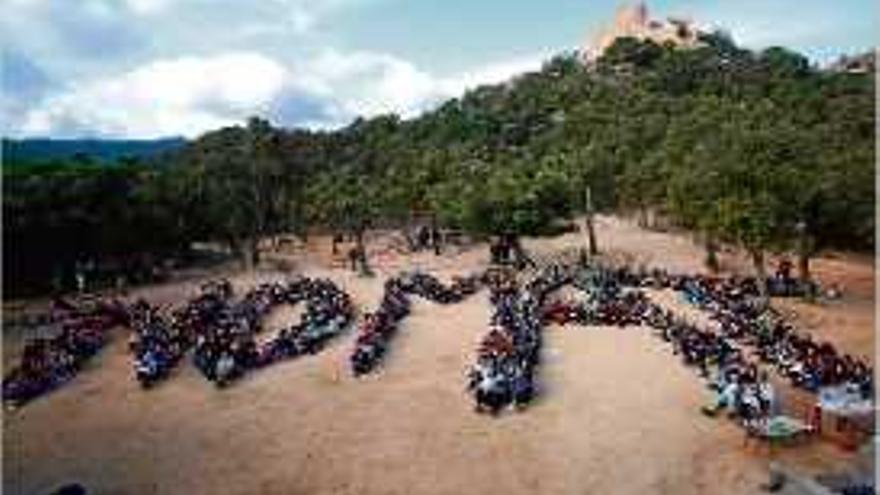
[4,34,874,296]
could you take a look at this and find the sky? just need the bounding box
[1,0,875,138]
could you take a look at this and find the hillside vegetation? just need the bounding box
[3,34,874,296]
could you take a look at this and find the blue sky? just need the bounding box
[1,0,875,138]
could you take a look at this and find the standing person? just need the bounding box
[75,262,86,294]
[777,258,793,281]
[417,225,429,251]
[347,246,359,272]
[357,245,372,277]
[430,224,442,255]
[510,236,536,270]
[490,238,502,265]
[332,232,343,255]
[115,271,127,296]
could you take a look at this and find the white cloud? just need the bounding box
[2,0,558,138]
[21,52,288,137]
[289,48,546,125]
[0,0,373,82]
[17,47,547,137]
[291,50,437,120]
[438,53,548,95]
[124,0,172,16]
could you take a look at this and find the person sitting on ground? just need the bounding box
[702,376,742,417]
[475,365,509,414]
[214,351,237,386]
[756,371,777,417]
[511,364,534,407]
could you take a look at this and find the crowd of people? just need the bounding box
[189,281,285,386]
[397,271,482,304]
[536,261,873,425]
[468,265,570,414]
[347,256,864,421]
[661,272,873,401]
[4,257,872,423]
[351,271,482,375]
[126,279,236,386]
[128,300,188,387]
[640,299,779,423]
[191,278,353,386]
[255,277,354,368]
[537,268,783,423]
[3,297,128,407]
[128,277,355,388]
[350,278,411,376]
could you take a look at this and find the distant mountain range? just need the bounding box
[2,137,187,162]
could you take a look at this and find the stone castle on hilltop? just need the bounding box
[582,2,705,60]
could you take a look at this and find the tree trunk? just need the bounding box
[584,186,598,255]
[750,248,769,301]
[637,205,648,229]
[241,248,252,270]
[797,251,811,282]
[586,216,598,256]
[796,230,814,282]
[355,229,368,272]
[431,214,441,255]
[228,238,245,268]
[242,237,259,270]
[355,229,364,249]
[704,234,720,273]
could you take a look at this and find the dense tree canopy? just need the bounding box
[4,39,874,296]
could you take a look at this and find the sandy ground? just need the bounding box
[3,215,874,495]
